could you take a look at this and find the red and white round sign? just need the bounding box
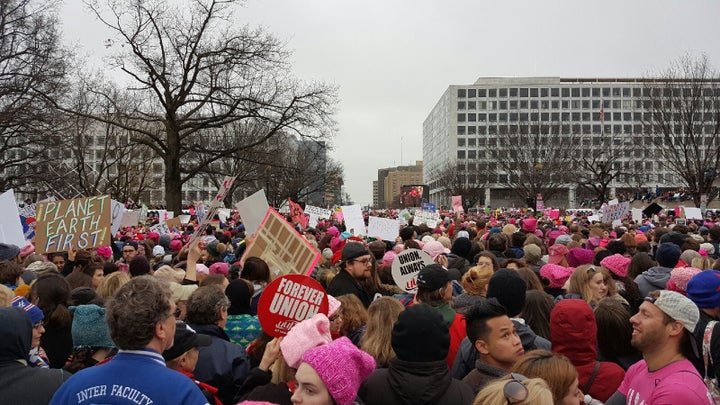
[257,274,329,337]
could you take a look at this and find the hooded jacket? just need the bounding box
[359,358,474,405]
[550,299,624,402]
[0,307,70,404]
[634,266,672,297]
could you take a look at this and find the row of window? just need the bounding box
[458,99,637,111]
[456,124,718,136]
[457,111,718,124]
[457,87,720,99]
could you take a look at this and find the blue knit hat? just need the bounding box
[655,243,681,268]
[69,305,115,348]
[687,270,720,309]
[11,296,44,324]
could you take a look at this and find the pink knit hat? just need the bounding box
[195,264,209,275]
[422,240,450,260]
[300,337,376,405]
[566,248,594,268]
[169,239,183,252]
[522,218,538,232]
[208,262,229,276]
[540,264,575,289]
[382,250,397,264]
[280,313,332,368]
[669,266,702,294]
[548,244,569,265]
[95,246,113,260]
[600,254,631,278]
[19,242,35,259]
[327,295,341,318]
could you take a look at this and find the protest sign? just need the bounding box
[397,209,411,226]
[684,207,703,220]
[0,190,26,248]
[110,200,125,235]
[35,195,111,253]
[304,205,332,219]
[307,214,319,228]
[257,274,329,337]
[334,208,344,223]
[391,249,435,293]
[150,222,171,235]
[452,195,464,213]
[242,208,320,279]
[188,176,236,246]
[120,211,140,228]
[341,205,366,236]
[178,215,191,224]
[422,202,436,212]
[217,208,233,224]
[587,215,600,223]
[367,216,400,241]
[601,201,630,223]
[288,199,308,228]
[165,216,182,229]
[414,210,440,229]
[631,208,643,223]
[235,189,270,235]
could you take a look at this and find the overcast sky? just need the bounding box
[60,0,720,206]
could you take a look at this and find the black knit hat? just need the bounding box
[391,303,449,362]
[339,242,369,266]
[163,323,211,361]
[656,243,681,268]
[487,269,527,317]
[417,264,450,291]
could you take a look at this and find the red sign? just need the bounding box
[257,274,329,337]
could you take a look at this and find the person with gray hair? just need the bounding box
[186,286,251,404]
[49,276,209,404]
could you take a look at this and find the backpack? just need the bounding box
[703,320,720,404]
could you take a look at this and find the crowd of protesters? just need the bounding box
[4,203,720,404]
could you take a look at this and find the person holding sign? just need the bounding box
[327,243,375,308]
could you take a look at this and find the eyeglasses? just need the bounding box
[503,373,529,404]
[352,258,372,266]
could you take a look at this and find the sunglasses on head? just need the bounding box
[503,373,529,404]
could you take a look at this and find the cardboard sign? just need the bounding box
[165,216,182,229]
[120,211,140,228]
[452,195,464,213]
[391,248,435,293]
[0,190,26,248]
[35,195,111,253]
[257,274,329,337]
[242,208,320,279]
[367,216,400,241]
[341,205,366,236]
[235,189,270,235]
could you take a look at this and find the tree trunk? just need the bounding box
[165,124,182,213]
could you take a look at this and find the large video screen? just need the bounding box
[400,185,429,208]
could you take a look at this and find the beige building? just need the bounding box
[376,161,424,208]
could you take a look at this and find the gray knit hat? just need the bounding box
[69,304,115,348]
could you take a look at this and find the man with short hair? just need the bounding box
[462,298,524,394]
[605,290,712,405]
[327,242,375,308]
[120,241,138,263]
[50,276,209,404]
[186,286,250,405]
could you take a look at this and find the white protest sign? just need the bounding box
[588,215,600,222]
[235,189,270,235]
[18,203,36,218]
[414,210,440,229]
[110,200,125,235]
[631,208,643,223]
[391,248,435,292]
[179,215,191,224]
[397,209,411,226]
[308,214,319,229]
[120,211,140,228]
[188,176,236,246]
[150,222,171,235]
[367,216,400,241]
[0,190,27,248]
[217,208,233,223]
[341,205,366,236]
[601,201,630,223]
[304,205,332,219]
[684,207,703,220]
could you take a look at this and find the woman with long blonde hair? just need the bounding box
[360,297,405,367]
[567,264,624,307]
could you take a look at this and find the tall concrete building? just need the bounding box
[375,161,424,208]
[423,77,718,208]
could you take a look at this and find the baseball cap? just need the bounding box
[163,323,212,361]
[339,242,369,265]
[416,264,449,291]
[646,290,700,333]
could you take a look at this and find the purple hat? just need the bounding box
[301,337,376,405]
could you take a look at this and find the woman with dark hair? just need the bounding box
[28,272,74,368]
[593,299,642,370]
[626,252,655,280]
[224,278,261,348]
[241,256,271,316]
[522,290,554,341]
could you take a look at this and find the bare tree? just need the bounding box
[494,121,579,204]
[0,0,68,195]
[54,0,336,212]
[641,54,720,207]
[429,161,489,210]
[572,134,631,205]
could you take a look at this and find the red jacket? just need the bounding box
[550,299,625,402]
